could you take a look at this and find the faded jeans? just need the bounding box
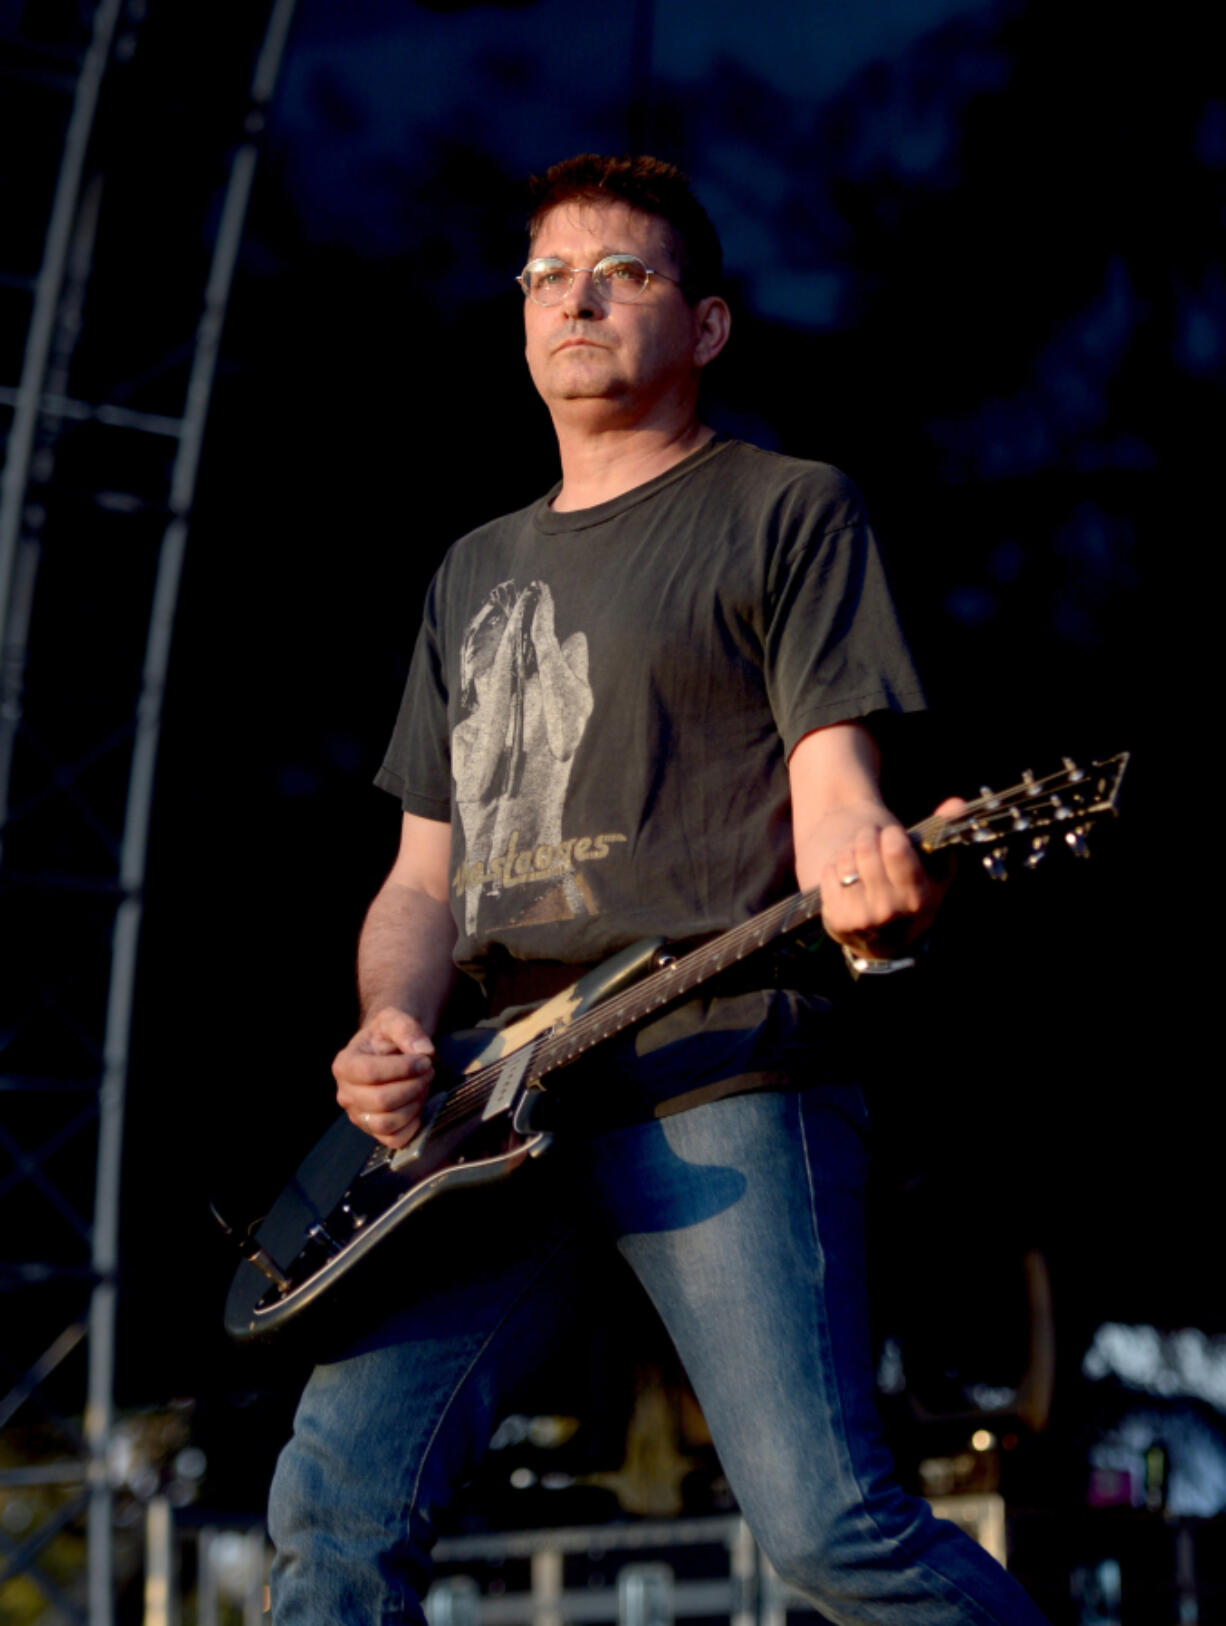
[268,1086,1049,1626]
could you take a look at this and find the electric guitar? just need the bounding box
[224,752,1128,1343]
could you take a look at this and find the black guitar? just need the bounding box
[224,753,1128,1342]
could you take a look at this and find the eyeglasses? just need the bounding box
[517,253,679,306]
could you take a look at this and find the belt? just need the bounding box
[485,958,595,1018]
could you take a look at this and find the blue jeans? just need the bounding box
[268,1087,1049,1625]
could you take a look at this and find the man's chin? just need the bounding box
[545,367,628,400]
[532,360,614,401]
[549,392,637,420]
[552,360,616,390]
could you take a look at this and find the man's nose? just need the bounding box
[561,268,603,318]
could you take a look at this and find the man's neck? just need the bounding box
[550,419,716,512]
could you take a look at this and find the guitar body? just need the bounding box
[223,937,665,1342]
[224,753,1128,1345]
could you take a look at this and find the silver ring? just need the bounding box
[363,1112,372,1127]
[839,873,861,887]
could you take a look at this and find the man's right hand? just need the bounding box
[332,1008,436,1150]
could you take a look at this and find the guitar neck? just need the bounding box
[509,751,1129,1090]
[528,801,964,1082]
[534,880,826,1078]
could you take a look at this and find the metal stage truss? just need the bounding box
[0,3,298,1619]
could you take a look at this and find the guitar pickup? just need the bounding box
[482,1044,533,1120]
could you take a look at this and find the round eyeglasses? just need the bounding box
[517,253,679,306]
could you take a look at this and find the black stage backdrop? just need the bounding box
[6,0,1211,1525]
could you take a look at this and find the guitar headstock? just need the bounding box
[911,752,1129,880]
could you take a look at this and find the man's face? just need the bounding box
[523,201,708,421]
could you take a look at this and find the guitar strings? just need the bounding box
[430,886,820,1131]
[431,795,987,1124]
[425,761,1119,1132]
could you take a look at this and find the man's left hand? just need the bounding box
[819,797,965,963]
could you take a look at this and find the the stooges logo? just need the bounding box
[453,827,627,898]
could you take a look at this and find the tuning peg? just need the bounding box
[983,847,1008,881]
[1062,757,1085,782]
[1025,835,1050,869]
[1011,812,1031,833]
[1065,825,1091,859]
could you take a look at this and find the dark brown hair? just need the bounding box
[527,154,724,304]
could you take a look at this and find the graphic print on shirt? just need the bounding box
[450,580,623,935]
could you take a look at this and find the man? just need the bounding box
[268,155,1049,1625]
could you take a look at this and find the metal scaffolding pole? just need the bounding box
[0,0,123,846]
[85,8,299,1615]
[0,2,299,1619]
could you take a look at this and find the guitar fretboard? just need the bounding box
[430,752,1128,1135]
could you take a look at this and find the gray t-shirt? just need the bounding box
[376,437,925,986]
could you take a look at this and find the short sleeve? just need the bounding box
[374,574,453,820]
[761,472,926,756]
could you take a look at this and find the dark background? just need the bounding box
[2,0,1218,1561]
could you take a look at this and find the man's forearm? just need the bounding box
[793,799,899,893]
[357,880,458,1033]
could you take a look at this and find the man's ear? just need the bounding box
[692,296,731,369]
